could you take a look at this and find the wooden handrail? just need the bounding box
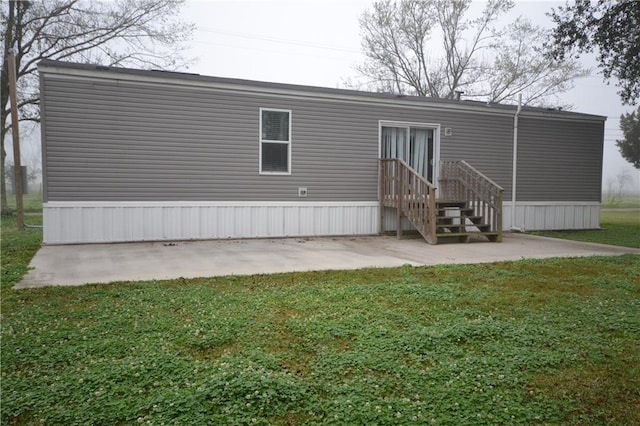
[439,160,504,241]
[457,160,503,191]
[380,158,437,244]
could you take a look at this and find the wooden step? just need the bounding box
[393,195,501,244]
[437,207,475,216]
[436,200,467,208]
[436,231,501,244]
[437,231,500,237]
[436,215,483,223]
[436,231,500,237]
[438,220,491,229]
[436,234,472,243]
[436,211,484,225]
[437,223,492,232]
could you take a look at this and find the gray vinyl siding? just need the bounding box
[43,77,376,201]
[516,116,604,201]
[39,72,50,203]
[439,115,514,198]
[41,74,517,202]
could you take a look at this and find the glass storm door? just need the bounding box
[381,126,434,183]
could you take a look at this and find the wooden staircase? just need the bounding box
[380,159,504,245]
[435,200,500,243]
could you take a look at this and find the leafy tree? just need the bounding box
[355,0,587,105]
[548,0,640,105]
[617,107,640,169]
[1,0,194,215]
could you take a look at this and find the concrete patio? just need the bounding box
[16,233,640,289]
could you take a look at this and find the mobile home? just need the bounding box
[38,60,604,244]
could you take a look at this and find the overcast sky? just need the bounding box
[180,0,639,192]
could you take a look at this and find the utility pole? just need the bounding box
[8,50,24,230]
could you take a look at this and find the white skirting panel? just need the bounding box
[381,207,418,233]
[503,201,600,231]
[43,201,380,244]
[383,202,601,233]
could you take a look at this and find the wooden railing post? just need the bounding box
[396,161,403,239]
[427,187,437,244]
[496,189,504,242]
[379,160,384,234]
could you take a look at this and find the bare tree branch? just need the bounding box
[355,0,588,107]
[0,0,194,214]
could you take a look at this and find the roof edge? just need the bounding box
[37,59,607,122]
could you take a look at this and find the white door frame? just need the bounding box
[378,120,441,185]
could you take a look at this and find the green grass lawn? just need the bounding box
[601,193,640,209]
[533,209,640,248]
[2,216,639,425]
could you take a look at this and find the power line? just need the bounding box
[196,27,362,54]
[191,39,357,63]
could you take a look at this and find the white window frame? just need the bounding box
[259,108,292,175]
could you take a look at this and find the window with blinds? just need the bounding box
[260,109,291,174]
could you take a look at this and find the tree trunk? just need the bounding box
[1,0,15,215]
[0,132,8,216]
